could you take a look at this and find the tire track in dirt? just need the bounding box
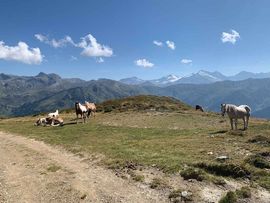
[0,132,167,203]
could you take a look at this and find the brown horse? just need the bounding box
[85,101,96,118]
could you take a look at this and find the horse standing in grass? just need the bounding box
[75,102,88,123]
[221,104,251,130]
[85,101,96,118]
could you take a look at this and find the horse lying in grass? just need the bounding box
[35,117,64,126]
[75,102,88,123]
[84,101,96,118]
[221,104,251,130]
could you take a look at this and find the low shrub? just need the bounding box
[219,191,237,203]
[246,154,270,169]
[235,186,251,199]
[195,162,250,178]
[180,168,206,181]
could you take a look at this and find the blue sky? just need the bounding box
[0,0,270,80]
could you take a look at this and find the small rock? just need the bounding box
[80,193,87,200]
[216,155,229,161]
[181,191,193,201]
[181,191,188,197]
[207,152,213,155]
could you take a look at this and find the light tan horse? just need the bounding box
[85,101,96,118]
[221,104,251,130]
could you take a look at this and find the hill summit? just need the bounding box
[97,95,192,113]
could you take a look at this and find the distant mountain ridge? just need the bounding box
[119,70,270,86]
[1,71,270,118]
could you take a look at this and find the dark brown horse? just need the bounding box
[195,105,204,112]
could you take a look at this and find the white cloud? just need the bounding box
[35,33,113,60]
[181,59,192,64]
[0,41,43,64]
[35,34,75,48]
[77,34,113,57]
[135,59,154,68]
[166,40,175,50]
[35,34,47,42]
[221,29,240,44]
[153,40,163,47]
[96,57,104,63]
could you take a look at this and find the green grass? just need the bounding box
[218,187,251,203]
[218,191,238,203]
[150,178,168,189]
[0,110,269,190]
[47,163,61,172]
[132,174,145,182]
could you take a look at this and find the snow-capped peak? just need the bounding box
[165,74,182,82]
[197,70,219,80]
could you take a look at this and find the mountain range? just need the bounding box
[119,70,270,86]
[1,71,270,118]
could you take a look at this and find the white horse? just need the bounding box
[48,109,59,118]
[221,104,251,130]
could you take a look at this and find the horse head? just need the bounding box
[221,104,226,117]
[75,102,80,111]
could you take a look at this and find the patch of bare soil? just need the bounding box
[0,132,166,203]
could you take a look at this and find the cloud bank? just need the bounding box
[0,41,43,64]
[35,33,113,60]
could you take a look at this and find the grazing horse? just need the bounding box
[75,102,88,123]
[85,101,96,118]
[195,105,204,112]
[221,104,251,130]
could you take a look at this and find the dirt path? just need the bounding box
[0,132,167,203]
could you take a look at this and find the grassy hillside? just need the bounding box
[0,95,269,198]
[96,95,192,112]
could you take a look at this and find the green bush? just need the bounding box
[219,191,237,203]
[196,162,250,178]
[236,186,251,199]
[180,168,205,181]
[246,155,270,169]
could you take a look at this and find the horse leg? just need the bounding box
[76,114,78,124]
[230,118,234,130]
[87,109,91,118]
[235,119,238,130]
[243,118,246,130]
[81,112,85,123]
[246,115,249,130]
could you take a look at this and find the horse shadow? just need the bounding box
[62,121,77,126]
[209,130,228,135]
